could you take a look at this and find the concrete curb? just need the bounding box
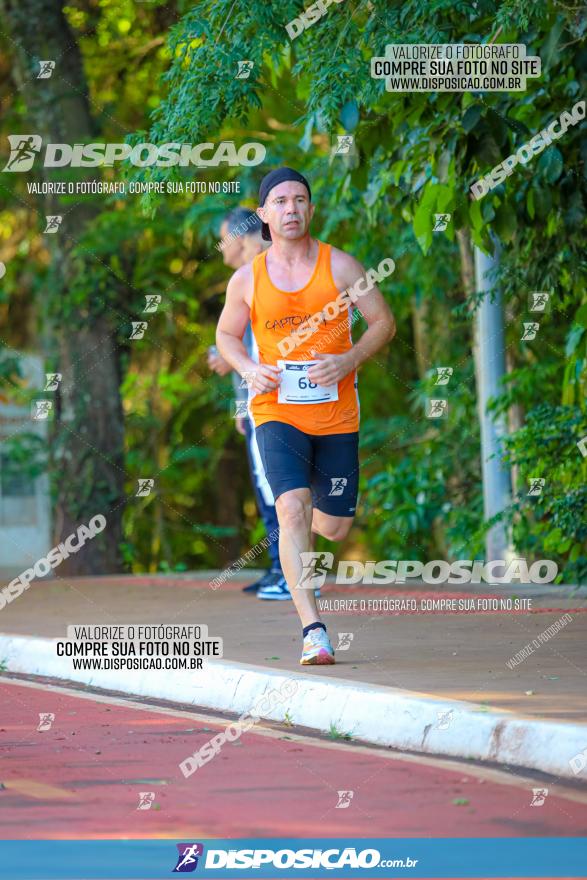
[1,633,586,781]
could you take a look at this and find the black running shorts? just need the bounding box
[255,421,359,517]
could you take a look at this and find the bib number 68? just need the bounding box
[298,377,317,390]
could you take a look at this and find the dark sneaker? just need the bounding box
[242,568,282,593]
[256,575,292,600]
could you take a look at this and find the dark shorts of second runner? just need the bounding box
[255,421,359,517]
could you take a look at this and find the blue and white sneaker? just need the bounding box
[256,576,321,600]
[257,575,292,600]
[243,568,281,593]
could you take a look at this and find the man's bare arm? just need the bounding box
[336,250,396,369]
[216,266,257,377]
[216,265,282,393]
[308,250,395,385]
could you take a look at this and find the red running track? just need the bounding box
[1,678,587,842]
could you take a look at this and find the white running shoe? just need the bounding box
[300,627,335,665]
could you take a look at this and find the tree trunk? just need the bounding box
[1,0,125,572]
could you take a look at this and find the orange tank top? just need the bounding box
[249,240,359,435]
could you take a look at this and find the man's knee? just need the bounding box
[314,517,352,542]
[276,492,311,531]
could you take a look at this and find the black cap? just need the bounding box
[258,167,312,241]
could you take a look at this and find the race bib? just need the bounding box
[276,360,338,405]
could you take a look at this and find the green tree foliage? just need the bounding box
[148,0,586,580]
[1,0,585,580]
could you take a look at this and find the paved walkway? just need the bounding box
[1,573,586,723]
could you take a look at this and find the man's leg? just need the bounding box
[245,417,282,573]
[241,417,280,593]
[312,510,353,542]
[254,421,340,663]
[275,487,320,627]
[310,429,359,542]
[275,488,337,664]
[298,434,357,653]
[254,421,316,616]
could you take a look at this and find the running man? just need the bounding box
[216,167,396,664]
[208,207,287,598]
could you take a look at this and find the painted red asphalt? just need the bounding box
[1,680,587,841]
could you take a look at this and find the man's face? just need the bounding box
[220,221,244,269]
[257,181,314,242]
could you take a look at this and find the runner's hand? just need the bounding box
[207,351,232,376]
[250,364,282,393]
[307,351,354,385]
